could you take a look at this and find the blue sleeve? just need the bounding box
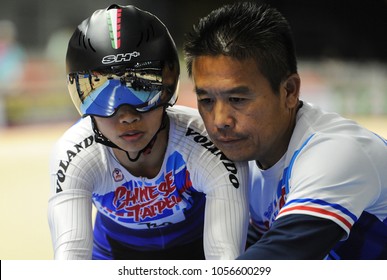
[237,214,344,259]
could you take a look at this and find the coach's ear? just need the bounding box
[283,73,300,109]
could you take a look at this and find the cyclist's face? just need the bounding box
[94,105,164,153]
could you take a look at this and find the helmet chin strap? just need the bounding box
[92,110,168,162]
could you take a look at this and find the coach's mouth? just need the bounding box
[214,137,244,147]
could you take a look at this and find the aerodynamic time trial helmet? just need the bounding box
[66,4,180,117]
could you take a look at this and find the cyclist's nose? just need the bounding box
[116,105,141,124]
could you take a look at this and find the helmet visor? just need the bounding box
[68,64,177,117]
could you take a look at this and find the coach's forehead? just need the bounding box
[192,55,263,89]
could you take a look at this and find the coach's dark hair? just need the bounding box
[183,1,297,94]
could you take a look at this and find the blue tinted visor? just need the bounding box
[68,64,177,117]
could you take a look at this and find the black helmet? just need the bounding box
[66,4,179,117]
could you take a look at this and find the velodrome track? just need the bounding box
[1,109,386,259]
[0,122,72,259]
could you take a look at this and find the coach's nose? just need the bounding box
[213,101,234,129]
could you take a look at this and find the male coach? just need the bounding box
[184,1,387,259]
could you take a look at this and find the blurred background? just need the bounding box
[0,0,386,259]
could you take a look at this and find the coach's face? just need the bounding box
[192,55,300,169]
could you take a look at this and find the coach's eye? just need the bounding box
[198,98,213,105]
[229,97,246,104]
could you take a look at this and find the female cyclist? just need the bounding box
[48,4,249,260]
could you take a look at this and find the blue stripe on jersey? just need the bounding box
[281,133,357,230]
[284,134,315,194]
[373,133,387,146]
[284,198,357,223]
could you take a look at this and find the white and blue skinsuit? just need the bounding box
[48,105,249,260]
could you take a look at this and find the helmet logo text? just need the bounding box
[102,51,140,64]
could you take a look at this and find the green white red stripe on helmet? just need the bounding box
[107,8,122,49]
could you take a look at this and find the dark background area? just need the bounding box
[0,0,386,126]
[1,0,387,61]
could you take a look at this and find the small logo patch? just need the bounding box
[113,168,124,182]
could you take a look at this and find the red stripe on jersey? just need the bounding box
[279,205,352,230]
